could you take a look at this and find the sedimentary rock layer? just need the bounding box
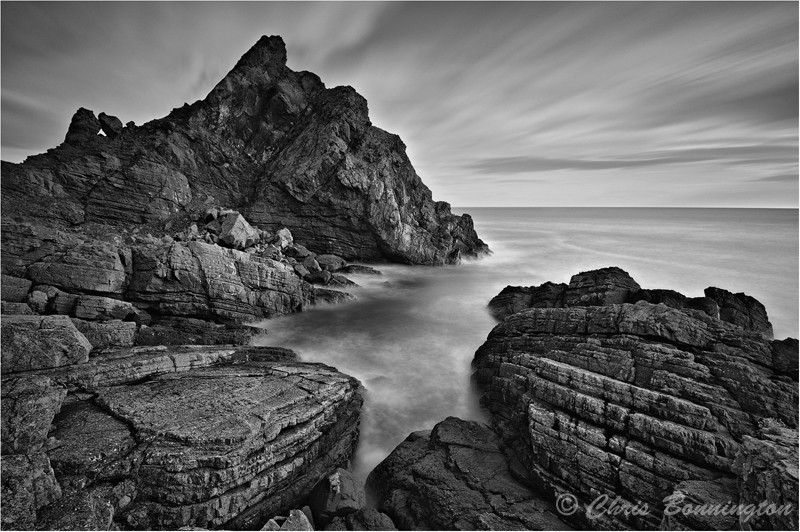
[0,345,363,530]
[475,267,798,529]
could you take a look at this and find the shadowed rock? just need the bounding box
[368,417,570,530]
[1,36,487,264]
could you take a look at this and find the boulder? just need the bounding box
[24,241,129,296]
[285,244,313,259]
[71,319,137,349]
[367,417,569,530]
[25,290,48,314]
[1,315,92,374]
[302,255,323,274]
[217,212,261,250]
[126,240,313,322]
[315,254,346,272]
[273,228,294,249]
[98,112,124,138]
[1,275,32,302]
[309,468,365,526]
[307,270,331,285]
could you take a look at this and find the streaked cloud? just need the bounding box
[1,1,797,207]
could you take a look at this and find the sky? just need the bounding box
[2,1,798,207]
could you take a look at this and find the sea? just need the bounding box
[254,207,799,479]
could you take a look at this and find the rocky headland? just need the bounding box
[370,267,798,531]
[1,35,485,530]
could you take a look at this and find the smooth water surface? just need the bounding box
[255,208,798,478]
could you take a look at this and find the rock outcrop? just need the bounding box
[474,267,798,529]
[367,417,570,530]
[1,35,487,265]
[1,343,363,530]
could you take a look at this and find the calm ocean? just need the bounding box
[254,207,798,478]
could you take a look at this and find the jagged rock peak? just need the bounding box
[234,34,288,70]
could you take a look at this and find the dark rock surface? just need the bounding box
[490,266,776,339]
[324,508,397,531]
[309,468,365,527]
[1,36,487,265]
[474,267,798,529]
[1,274,32,302]
[368,417,570,530]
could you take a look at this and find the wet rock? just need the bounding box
[335,265,381,276]
[1,274,32,302]
[98,112,124,138]
[705,286,774,338]
[314,288,356,306]
[307,270,331,285]
[71,318,137,349]
[368,417,569,530]
[327,274,357,289]
[64,107,101,145]
[309,468,365,526]
[1,315,92,374]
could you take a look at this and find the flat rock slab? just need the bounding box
[90,360,362,529]
[1,315,91,374]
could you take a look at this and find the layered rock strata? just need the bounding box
[1,36,487,264]
[475,267,798,529]
[1,343,363,530]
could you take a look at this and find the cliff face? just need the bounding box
[1,35,487,265]
[474,267,798,529]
